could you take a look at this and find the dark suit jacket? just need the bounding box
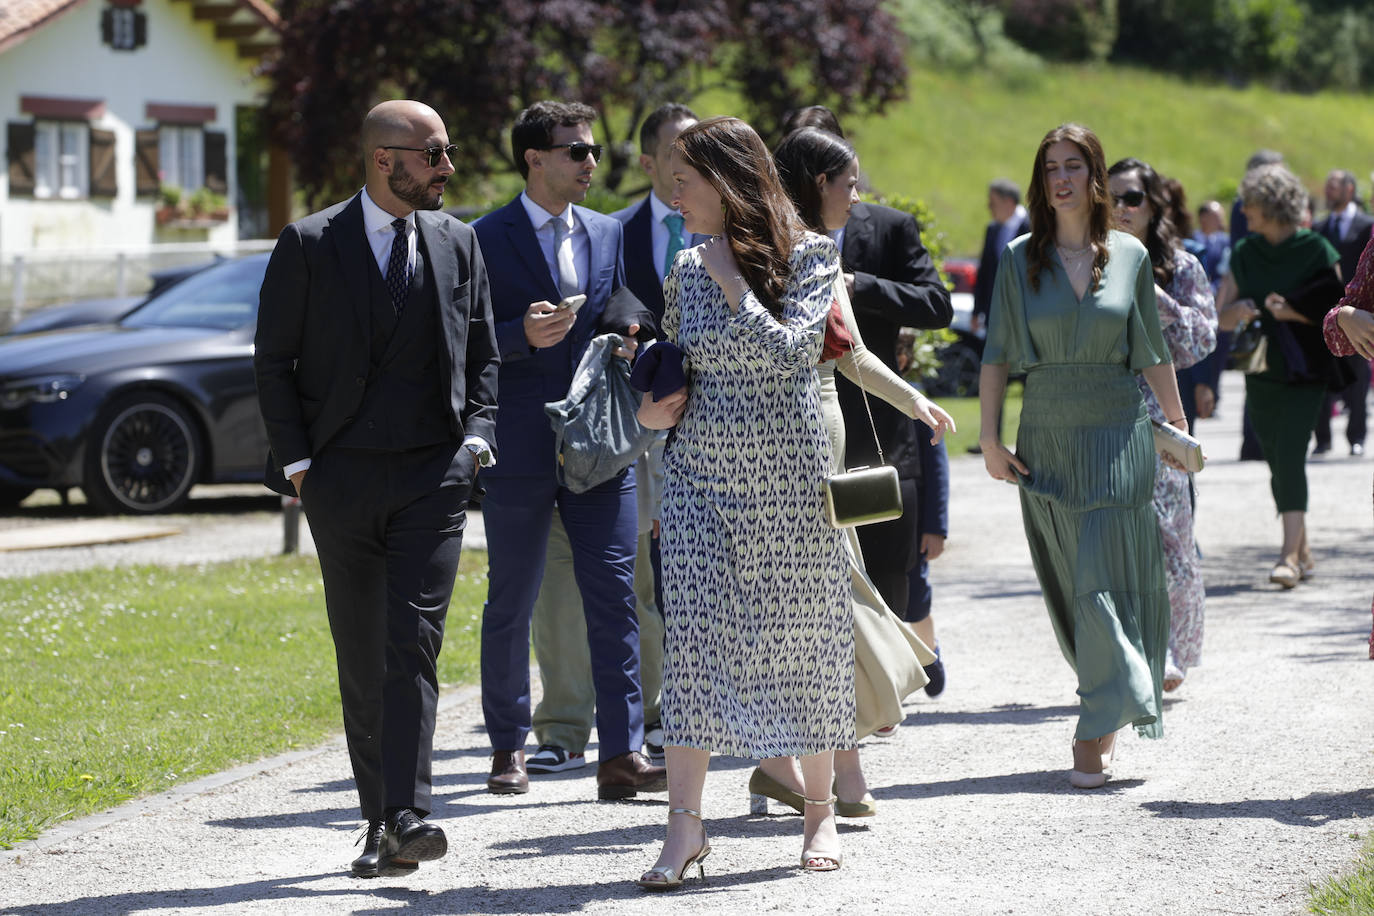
[472,195,627,479]
[611,195,708,325]
[612,196,666,321]
[973,214,1031,322]
[253,193,500,495]
[1316,209,1374,287]
[838,202,953,478]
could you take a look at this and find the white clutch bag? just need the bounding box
[1151,420,1204,473]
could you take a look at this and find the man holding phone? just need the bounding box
[471,100,665,801]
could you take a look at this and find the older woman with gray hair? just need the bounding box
[1215,164,1343,588]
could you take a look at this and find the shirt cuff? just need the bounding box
[282,458,311,478]
[463,435,495,467]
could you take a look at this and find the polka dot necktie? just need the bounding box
[384,217,410,315]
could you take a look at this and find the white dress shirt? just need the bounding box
[1336,201,1358,241]
[520,191,589,297]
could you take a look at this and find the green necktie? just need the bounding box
[663,212,685,277]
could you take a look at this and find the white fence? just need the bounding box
[2,240,277,330]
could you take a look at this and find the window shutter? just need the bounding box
[132,11,147,48]
[89,127,117,197]
[134,128,159,195]
[100,8,114,46]
[7,122,35,196]
[204,130,227,194]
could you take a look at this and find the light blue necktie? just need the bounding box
[663,213,686,277]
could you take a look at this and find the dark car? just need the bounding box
[0,254,272,513]
[6,259,221,336]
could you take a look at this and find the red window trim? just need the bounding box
[145,103,216,125]
[20,95,105,120]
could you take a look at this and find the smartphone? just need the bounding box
[555,294,587,315]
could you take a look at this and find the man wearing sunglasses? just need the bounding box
[255,100,499,878]
[473,100,665,802]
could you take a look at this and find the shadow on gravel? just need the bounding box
[878,770,1145,799]
[1141,788,1374,825]
[0,871,397,915]
[897,703,1078,727]
[8,489,279,520]
[410,865,793,911]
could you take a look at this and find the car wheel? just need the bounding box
[0,485,34,508]
[84,393,202,514]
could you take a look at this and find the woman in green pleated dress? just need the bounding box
[978,124,1193,789]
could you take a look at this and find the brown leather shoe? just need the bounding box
[597,750,667,800]
[487,749,529,795]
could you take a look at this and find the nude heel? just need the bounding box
[637,808,711,891]
[800,795,842,872]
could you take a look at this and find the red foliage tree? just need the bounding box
[262,0,907,207]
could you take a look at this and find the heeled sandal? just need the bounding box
[636,808,711,891]
[748,766,804,815]
[800,796,842,872]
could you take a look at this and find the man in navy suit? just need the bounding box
[255,100,499,877]
[1313,169,1373,456]
[473,100,666,800]
[524,104,698,777]
[969,179,1030,453]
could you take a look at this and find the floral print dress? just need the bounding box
[1135,248,1217,677]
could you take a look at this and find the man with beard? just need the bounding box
[254,99,499,878]
[473,101,666,801]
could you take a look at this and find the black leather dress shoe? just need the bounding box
[351,819,415,878]
[386,809,447,865]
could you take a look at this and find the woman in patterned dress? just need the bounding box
[1323,234,1374,658]
[1107,158,1217,691]
[979,124,1190,789]
[635,117,852,887]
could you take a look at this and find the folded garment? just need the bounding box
[629,340,686,401]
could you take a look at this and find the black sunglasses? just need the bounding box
[1112,190,1146,208]
[382,144,459,168]
[539,142,603,162]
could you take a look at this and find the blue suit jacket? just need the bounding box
[473,195,626,479]
[611,196,665,321]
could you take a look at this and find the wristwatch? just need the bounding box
[464,442,493,468]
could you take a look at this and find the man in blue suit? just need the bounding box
[524,103,698,777]
[473,100,666,801]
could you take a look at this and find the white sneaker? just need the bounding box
[644,721,666,764]
[526,744,586,774]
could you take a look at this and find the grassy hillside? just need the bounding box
[665,63,1374,256]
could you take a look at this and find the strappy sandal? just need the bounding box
[800,795,842,872]
[636,808,711,891]
[1269,557,1301,589]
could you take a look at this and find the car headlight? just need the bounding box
[0,374,85,410]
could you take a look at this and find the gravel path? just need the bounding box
[1,375,1371,915]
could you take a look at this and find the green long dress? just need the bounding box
[984,231,1172,740]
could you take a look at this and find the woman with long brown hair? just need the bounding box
[635,116,852,886]
[978,124,1190,788]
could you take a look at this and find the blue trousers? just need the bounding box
[479,469,642,759]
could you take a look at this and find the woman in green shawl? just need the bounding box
[1215,164,1342,589]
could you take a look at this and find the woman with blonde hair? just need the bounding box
[1215,164,1343,587]
[979,124,1189,788]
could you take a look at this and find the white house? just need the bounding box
[0,0,282,254]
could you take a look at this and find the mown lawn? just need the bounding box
[929,383,1023,458]
[459,62,1374,258]
[1310,832,1374,914]
[0,551,488,849]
